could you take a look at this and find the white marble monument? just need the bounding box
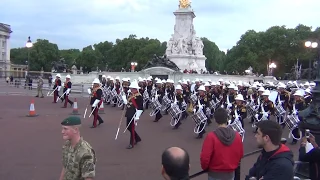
[165,0,206,73]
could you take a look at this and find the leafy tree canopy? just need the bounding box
[10,24,320,77]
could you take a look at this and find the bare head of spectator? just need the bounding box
[161,147,190,180]
[255,120,282,150]
[213,108,229,125]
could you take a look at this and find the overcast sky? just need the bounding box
[1,0,319,52]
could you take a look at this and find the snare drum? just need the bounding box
[190,94,198,104]
[209,100,218,110]
[192,110,207,134]
[168,103,182,118]
[228,120,245,142]
[275,104,286,117]
[149,99,162,116]
[161,95,172,111]
[285,114,300,131]
[168,103,183,126]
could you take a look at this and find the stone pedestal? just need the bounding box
[168,54,206,72]
[165,6,207,73]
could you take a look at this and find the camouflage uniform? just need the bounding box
[62,137,96,180]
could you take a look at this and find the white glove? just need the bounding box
[193,109,196,114]
[228,120,232,125]
[254,114,259,119]
[263,112,268,118]
[122,95,128,105]
[134,110,143,120]
[292,110,298,115]
[227,103,232,109]
[66,88,71,95]
[221,104,224,108]
[199,104,203,110]
[128,89,131,93]
[87,88,91,94]
[57,86,61,91]
[92,99,100,107]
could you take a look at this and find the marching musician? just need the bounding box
[222,84,236,110]
[230,94,247,128]
[250,86,265,124]
[121,78,130,110]
[106,76,111,88]
[154,79,165,122]
[275,83,290,127]
[107,77,115,105]
[89,78,104,128]
[61,74,74,108]
[122,80,143,149]
[145,77,153,109]
[194,79,200,93]
[289,90,307,145]
[304,88,312,106]
[204,82,214,120]
[253,90,275,131]
[164,79,175,114]
[238,82,248,100]
[173,85,187,129]
[138,78,145,95]
[101,75,107,87]
[53,74,62,103]
[113,76,121,107]
[194,85,210,139]
[182,81,190,102]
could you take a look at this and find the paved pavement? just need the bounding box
[0,88,301,180]
[0,81,90,97]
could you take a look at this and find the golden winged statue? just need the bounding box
[179,0,191,9]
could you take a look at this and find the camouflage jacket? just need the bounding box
[62,137,96,180]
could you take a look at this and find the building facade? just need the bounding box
[0,23,12,78]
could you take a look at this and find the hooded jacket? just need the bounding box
[200,127,244,173]
[245,144,294,180]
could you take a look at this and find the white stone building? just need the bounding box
[0,23,12,77]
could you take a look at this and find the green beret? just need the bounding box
[61,116,81,126]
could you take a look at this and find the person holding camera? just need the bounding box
[299,132,320,180]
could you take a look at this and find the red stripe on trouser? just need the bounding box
[64,94,68,107]
[131,122,135,146]
[53,91,57,102]
[93,108,98,127]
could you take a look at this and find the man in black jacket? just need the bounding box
[245,120,294,180]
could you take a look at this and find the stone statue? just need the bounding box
[179,0,191,9]
[142,54,180,71]
[194,37,204,55]
[51,58,67,73]
[166,38,174,55]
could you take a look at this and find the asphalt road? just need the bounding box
[0,85,301,180]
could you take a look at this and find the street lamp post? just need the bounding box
[299,40,320,144]
[268,62,277,76]
[131,62,137,72]
[25,36,33,77]
[305,41,318,81]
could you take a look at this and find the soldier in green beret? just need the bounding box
[59,116,96,180]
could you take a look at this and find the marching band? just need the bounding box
[47,74,315,147]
